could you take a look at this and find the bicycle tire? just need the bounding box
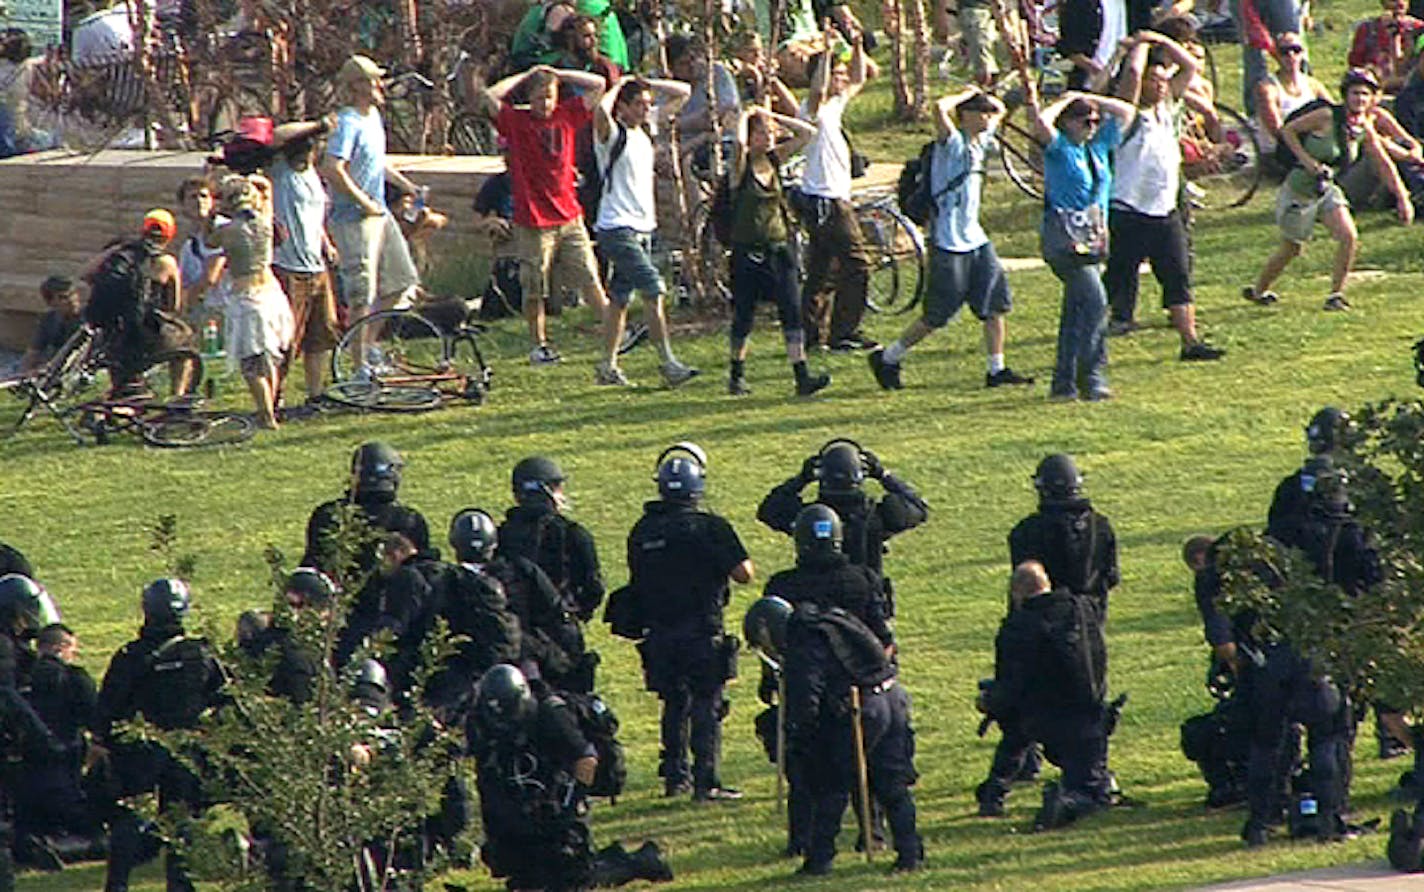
[1200,42,1219,98]
[1183,103,1263,210]
[858,202,925,313]
[448,112,499,155]
[999,115,1046,200]
[322,380,443,413]
[331,309,447,385]
[141,411,256,448]
[447,332,493,403]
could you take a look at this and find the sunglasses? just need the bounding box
[1279,44,1304,54]
[1076,114,1101,125]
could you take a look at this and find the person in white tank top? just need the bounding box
[1255,32,1331,154]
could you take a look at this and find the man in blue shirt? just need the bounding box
[869,89,1033,391]
[320,54,426,375]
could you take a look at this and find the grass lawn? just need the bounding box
[9,2,1424,888]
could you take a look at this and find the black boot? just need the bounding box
[792,361,829,396]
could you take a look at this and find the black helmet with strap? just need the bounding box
[512,456,566,504]
[352,441,403,498]
[743,595,792,659]
[816,438,865,496]
[142,578,192,626]
[794,503,844,560]
[474,663,535,733]
[654,441,708,502]
[450,508,500,562]
[1033,453,1083,503]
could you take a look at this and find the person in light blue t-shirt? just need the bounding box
[1026,84,1137,402]
[868,89,1034,392]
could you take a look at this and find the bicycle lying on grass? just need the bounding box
[3,324,253,447]
[326,305,494,413]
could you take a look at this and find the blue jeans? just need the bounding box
[1049,260,1109,397]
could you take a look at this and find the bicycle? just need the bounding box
[855,190,927,315]
[1180,103,1263,209]
[327,306,494,412]
[60,393,254,448]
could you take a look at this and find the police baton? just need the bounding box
[849,686,874,863]
[756,650,787,814]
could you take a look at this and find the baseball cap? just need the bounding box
[40,275,75,296]
[338,54,386,84]
[142,208,177,241]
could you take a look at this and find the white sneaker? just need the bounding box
[661,361,700,388]
[595,362,632,386]
[529,344,561,366]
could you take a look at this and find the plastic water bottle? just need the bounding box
[202,319,220,357]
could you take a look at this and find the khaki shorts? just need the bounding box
[515,219,603,303]
[961,5,1000,79]
[330,212,420,311]
[274,267,340,353]
[1275,181,1348,244]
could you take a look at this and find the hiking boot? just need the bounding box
[829,332,878,352]
[729,375,751,396]
[1085,387,1114,402]
[796,859,832,876]
[1242,286,1280,305]
[986,367,1035,387]
[1381,737,1411,760]
[795,371,831,397]
[595,363,633,386]
[1048,388,1078,403]
[665,779,692,797]
[868,348,903,390]
[692,785,743,802]
[618,322,650,355]
[1323,293,1351,312]
[1033,782,1071,832]
[1180,341,1225,361]
[661,360,700,388]
[629,841,674,883]
[1108,319,1139,336]
[529,344,561,366]
[891,855,924,873]
[1242,821,1270,848]
[976,781,1007,817]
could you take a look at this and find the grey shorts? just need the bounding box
[595,227,665,306]
[924,242,1012,327]
[1276,181,1349,244]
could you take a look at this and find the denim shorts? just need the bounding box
[595,227,664,306]
[924,242,1012,326]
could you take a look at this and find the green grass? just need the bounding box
[12,5,1424,888]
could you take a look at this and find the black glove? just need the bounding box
[797,454,820,487]
[862,449,885,480]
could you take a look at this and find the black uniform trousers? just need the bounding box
[104,742,202,892]
[798,684,919,866]
[641,628,725,791]
[979,715,1038,805]
[1246,645,1352,834]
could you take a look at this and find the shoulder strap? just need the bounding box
[601,121,629,185]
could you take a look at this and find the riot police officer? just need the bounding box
[499,456,605,624]
[616,444,753,800]
[303,442,430,665]
[94,578,224,892]
[1267,407,1348,547]
[757,440,927,589]
[746,594,923,875]
[240,567,337,705]
[1009,454,1119,616]
[450,509,588,693]
[0,543,30,580]
[470,664,599,891]
[764,505,893,645]
[981,562,1116,831]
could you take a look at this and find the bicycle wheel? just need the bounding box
[142,411,256,448]
[322,380,443,413]
[193,82,270,147]
[999,114,1046,200]
[448,112,498,155]
[331,309,448,385]
[858,202,925,313]
[1182,103,1263,210]
[447,331,493,403]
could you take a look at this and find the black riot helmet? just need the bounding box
[1305,407,1349,455]
[0,573,44,637]
[352,658,391,710]
[794,504,844,560]
[449,508,499,562]
[474,663,535,733]
[512,456,565,504]
[1309,464,1353,519]
[655,441,708,502]
[142,578,192,625]
[742,595,792,658]
[285,567,336,608]
[1033,453,1083,502]
[351,442,404,498]
[816,439,865,495]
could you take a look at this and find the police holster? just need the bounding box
[717,633,741,683]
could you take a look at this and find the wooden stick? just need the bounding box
[776,671,787,814]
[849,686,873,863]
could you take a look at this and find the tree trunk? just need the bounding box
[885,0,912,119]
[905,0,931,120]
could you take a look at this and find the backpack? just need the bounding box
[897,140,971,227]
[138,635,217,731]
[444,564,523,671]
[1046,594,1107,708]
[500,512,572,596]
[709,169,739,246]
[576,122,630,224]
[556,690,627,799]
[85,239,160,329]
[1271,100,1350,174]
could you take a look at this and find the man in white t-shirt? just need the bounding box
[591,75,699,387]
[869,90,1034,391]
[1105,32,1223,361]
[799,26,873,352]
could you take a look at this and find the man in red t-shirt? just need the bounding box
[485,64,611,366]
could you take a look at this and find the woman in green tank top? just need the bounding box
[725,107,833,397]
[1244,68,1412,312]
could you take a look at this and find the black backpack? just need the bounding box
[85,239,159,329]
[1272,100,1351,174]
[138,635,218,731]
[709,168,739,246]
[501,512,572,596]
[555,690,627,799]
[577,122,631,224]
[897,140,971,227]
[1045,594,1107,708]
